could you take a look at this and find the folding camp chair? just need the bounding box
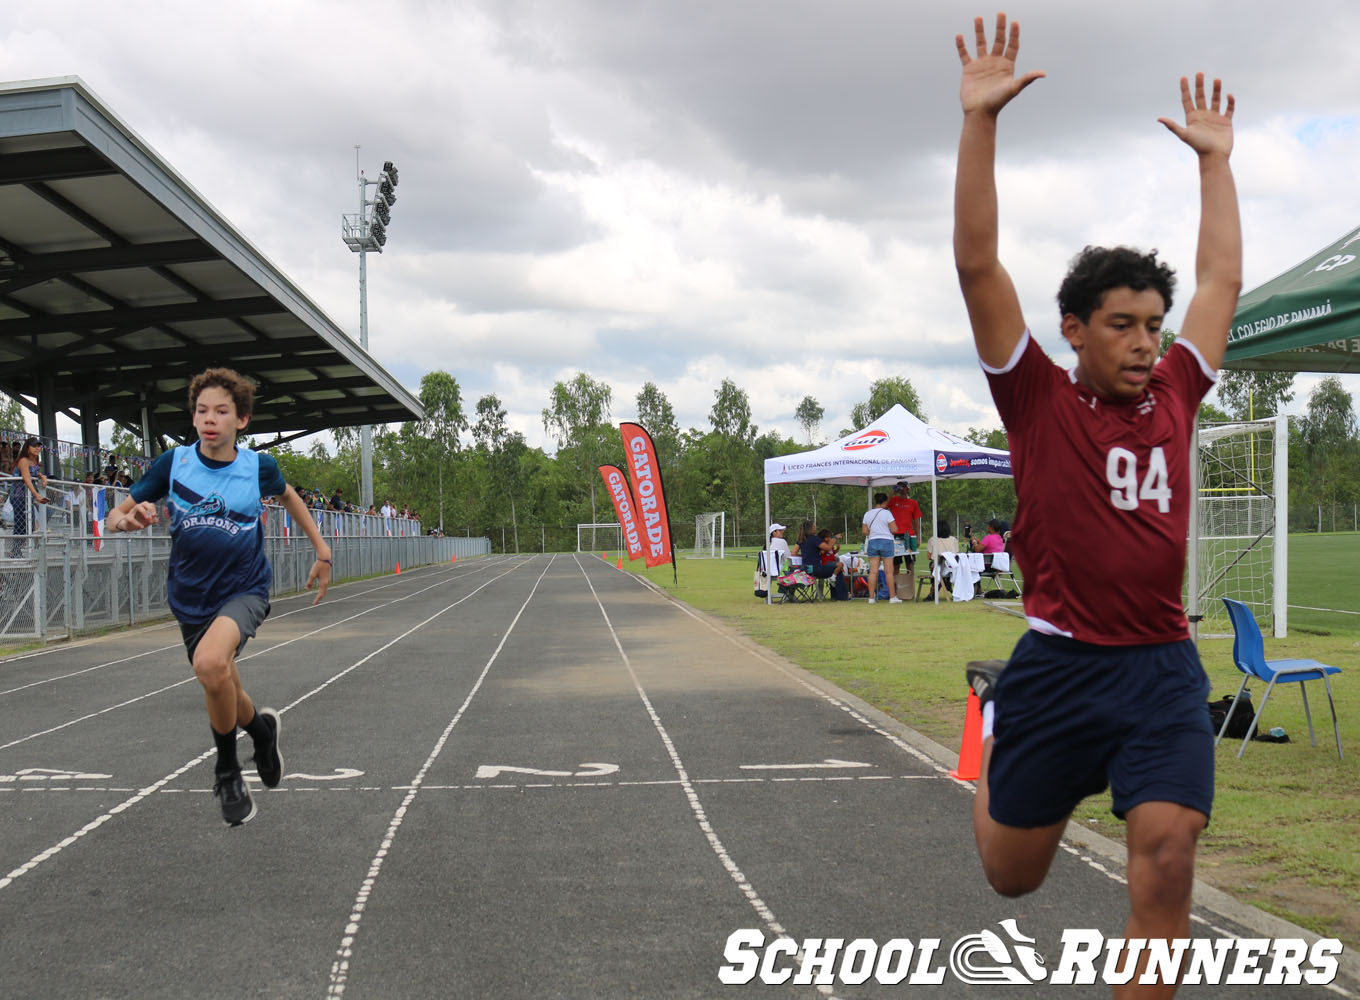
[776,567,817,603]
[1219,598,1343,759]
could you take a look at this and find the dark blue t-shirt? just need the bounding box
[132,444,286,624]
[800,534,823,566]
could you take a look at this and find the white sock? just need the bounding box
[982,701,995,741]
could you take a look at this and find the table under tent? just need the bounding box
[760,404,1012,605]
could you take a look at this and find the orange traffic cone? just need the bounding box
[602,550,607,561]
[949,688,984,781]
[616,555,623,569]
[394,562,402,575]
[450,554,457,563]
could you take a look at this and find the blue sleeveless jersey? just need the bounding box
[162,445,272,623]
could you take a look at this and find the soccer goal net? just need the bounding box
[1189,416,1287,638]
[576,522,623,556]
[693,512,726,558]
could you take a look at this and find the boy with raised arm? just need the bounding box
[104,368,333,827]
[952,13,1240,995]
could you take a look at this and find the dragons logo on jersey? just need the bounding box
[184,493,227,519]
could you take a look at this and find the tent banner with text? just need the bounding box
[619,422,673,568]
[598,464,644,561]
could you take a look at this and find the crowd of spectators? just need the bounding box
[290,486,420,523]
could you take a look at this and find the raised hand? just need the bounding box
[956,12,1045,116]
[1158,73,1234,158]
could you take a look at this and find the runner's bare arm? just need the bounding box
[1158,73,1241,370]
[280,484,332,604]
[953,13,1045,369]
[104,496,158,533]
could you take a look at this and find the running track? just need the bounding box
[0,554,1353,999]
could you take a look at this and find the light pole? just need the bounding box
[341,151,399,509]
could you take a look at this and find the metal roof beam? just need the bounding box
[0,147,115,185]
[0,295,280,336]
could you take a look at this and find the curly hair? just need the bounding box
[188,367,255,419]
[1057,246,1176,323]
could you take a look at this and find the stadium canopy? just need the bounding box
[0,76,422,453]
[1223,223,1360,373]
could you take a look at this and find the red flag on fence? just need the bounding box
[619,422,674,570]
[598,465,644,562]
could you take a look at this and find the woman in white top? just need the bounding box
[766,523,792,575]
[860,493,900,604]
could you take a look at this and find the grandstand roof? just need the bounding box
[0,77,422,445]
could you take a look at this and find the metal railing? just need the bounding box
[0,478,491,641]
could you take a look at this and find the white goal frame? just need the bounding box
[576,522,623,556]
[694,512,726,558]
[1189,415,1287,638]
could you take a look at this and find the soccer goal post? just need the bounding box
[1189,415,1287,638]
[694,512,726,558]
[576,522,623,556]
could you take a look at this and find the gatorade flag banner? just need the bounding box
[619,422,674,570]
[598,465,644,561]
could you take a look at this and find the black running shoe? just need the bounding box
[965,659,1007,709]
[252,708,284,789]
[213,770,256,827]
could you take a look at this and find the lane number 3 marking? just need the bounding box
[1106,446,1171,513]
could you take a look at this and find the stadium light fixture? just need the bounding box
[339,150,401,508]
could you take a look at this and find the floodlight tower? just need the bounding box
[341,152,399,509]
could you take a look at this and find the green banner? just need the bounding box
[1224,225,1360,372]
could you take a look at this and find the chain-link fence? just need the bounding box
[0,479,490,641]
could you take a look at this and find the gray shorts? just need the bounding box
[180,593,271,666]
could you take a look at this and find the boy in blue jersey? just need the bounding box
[103,368,333,826]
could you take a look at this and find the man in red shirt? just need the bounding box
[885,481,923,587]
[953,14,1240,995]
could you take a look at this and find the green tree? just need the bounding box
[475,393,529,550]
[0,392,24,434]
[634,382,680,470]
[1217,369,1295,420]
[794,395,824,445]
[709,379,757,542]
[542,372,614,524]
[1298,376,1360,514]
[417,371,467,531]
[848,376,925,432]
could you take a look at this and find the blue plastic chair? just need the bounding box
[1219,598,1343,759]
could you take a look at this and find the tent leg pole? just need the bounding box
[764,483,771,606]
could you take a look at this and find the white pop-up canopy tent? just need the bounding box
[761,404,1012,602]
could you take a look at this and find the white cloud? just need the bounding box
[5,0,1359,454]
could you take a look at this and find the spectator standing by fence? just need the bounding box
[10,437,50,556]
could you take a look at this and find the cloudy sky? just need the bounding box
[5,0,1359,451]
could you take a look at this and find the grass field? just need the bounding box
[624,533,1360,947]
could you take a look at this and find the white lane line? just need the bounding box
[570,555,855,999]
[0,557,511,696]
[0,562,520,751]
[325,555,555,998]
[0,559,530,895]
[1,774,941,795]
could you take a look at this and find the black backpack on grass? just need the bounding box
[1208,693,1254,740]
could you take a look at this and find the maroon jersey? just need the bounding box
[985,332,1214,645]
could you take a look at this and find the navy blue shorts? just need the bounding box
[987,631,1214,828]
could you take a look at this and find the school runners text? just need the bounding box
[719,921,1342,987]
